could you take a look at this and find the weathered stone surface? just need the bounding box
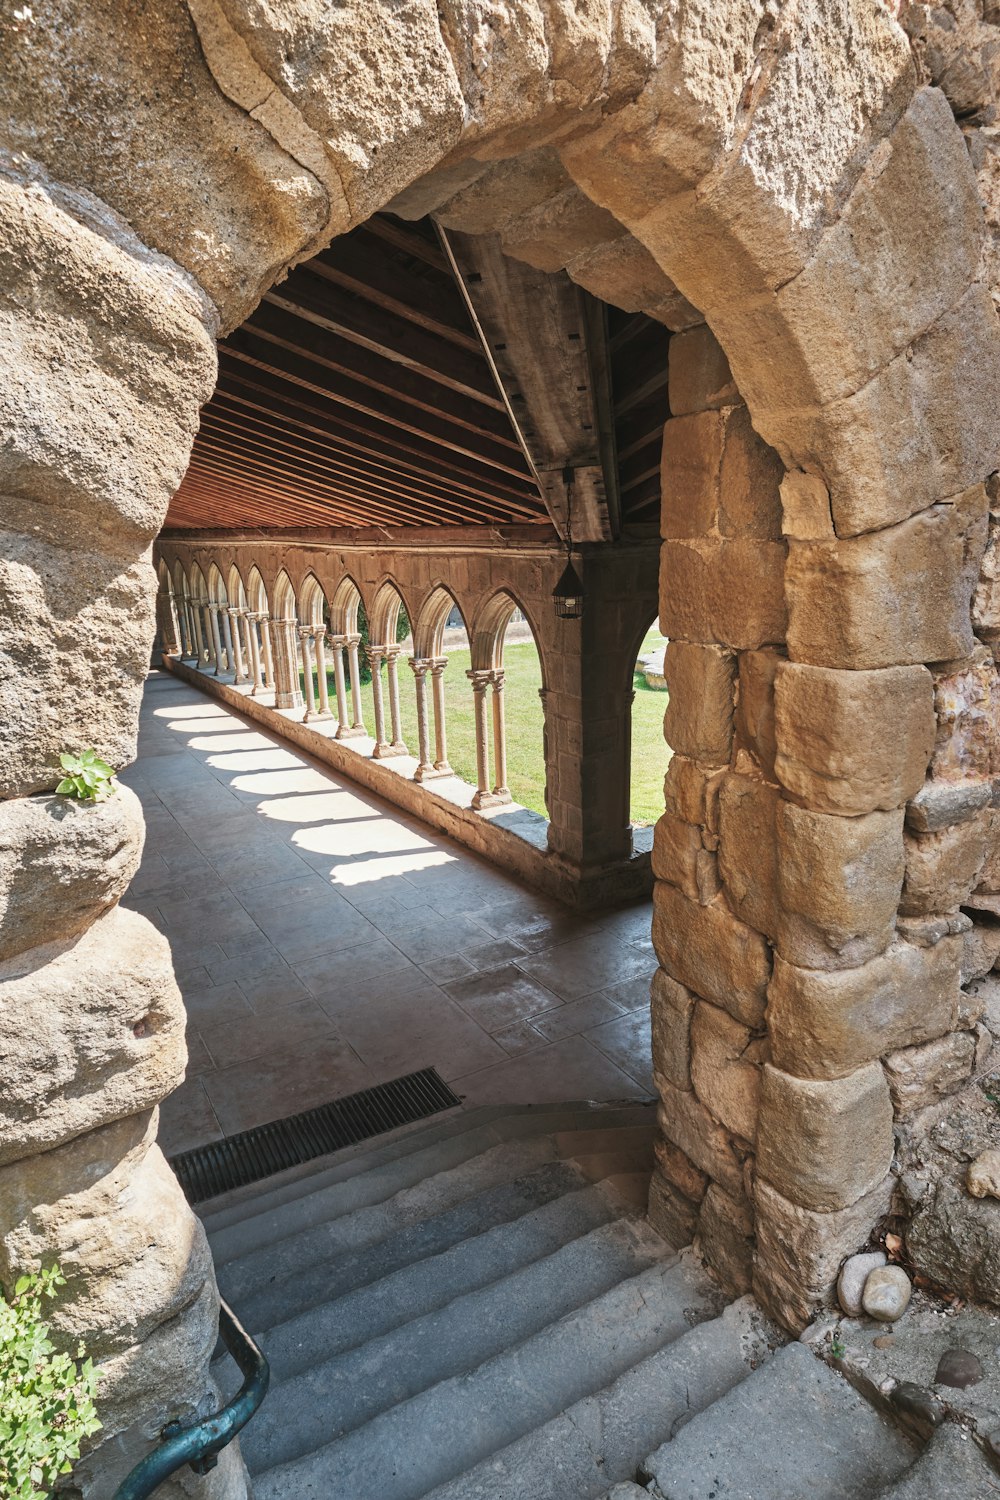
[862,1264,912,1322]
[650,967,696,1092]
[756,1063,894,1211]
[929,648,1000,783]
[785,485,988,669]
[652,882,771,1029]
[0,2,330,327]
[0,166,217,553]
[690,1000,764,1141]
[1,540,159,799]
[967,1149,1000,1201]
[655,1087,746,1200]
[734,648,782,780]
[660,538,787,651]
[779,471,834,541]
[974,806,1000,895]
[668,323,738,416]
[754,1176,894,1331]
[773,663,935,816]
[662,404,783,543]
[0,905,187,1163]
[837,1250,886,1317]
[717,774,779,940]
[651,812,701,899]
[961,917,1000,986]
[0,1112,213,1360]
[776,801,905,969]
[500,181,622,274]
[661,640,736,764]
[647,1164,700,1248]
[767,939,961,1081]
[901,815,989,916]
[906,777,992,833]
[884,1031,977,1115]
[663,755,725,828]
[566,232,701,330]
[653,1133,709,1203]
[0,786,144,961]
[973,507,1000,637]
[698,1182,754,1295]
[899,912,970,951]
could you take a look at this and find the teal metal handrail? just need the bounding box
[112,1300,268,1500]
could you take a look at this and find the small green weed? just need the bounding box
[56,750,115,802]
[0,1267,101,1498]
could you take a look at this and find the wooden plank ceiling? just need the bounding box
[165,215,666,534]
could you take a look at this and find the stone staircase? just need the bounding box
[198,1103,986,1499]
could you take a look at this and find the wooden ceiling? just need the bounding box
[165,215,667,535]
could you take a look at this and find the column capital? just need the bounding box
[409,656,430,677]
[466,667,493,690]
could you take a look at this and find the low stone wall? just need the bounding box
[164,655,653,911]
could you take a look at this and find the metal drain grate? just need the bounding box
[169,1067,462,1204]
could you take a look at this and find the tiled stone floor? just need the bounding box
[121,671,656,1156]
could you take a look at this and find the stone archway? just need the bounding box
[3,2,999,1492]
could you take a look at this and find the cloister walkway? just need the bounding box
[122,672,656,1157]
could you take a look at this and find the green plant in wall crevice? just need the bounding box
[55,751,115,802]
[0,1267,101,1498]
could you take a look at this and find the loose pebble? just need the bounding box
[967,1149,1000,1200]
[837,1251,887,1317]
[873,1335,896,1349]
[862,1264,912,1323]
[935,1348,984,1389]
[891,1381,946,1427]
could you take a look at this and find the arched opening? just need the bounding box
[364,580,413,759]
[469,591,546,814]
[629,612,670,831]
[409,585,468,782]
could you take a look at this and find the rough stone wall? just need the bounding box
[156,528,659,896]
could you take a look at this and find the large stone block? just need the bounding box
[1,540,157,798]
[0,1111,213,1360]
[883,1030,976,1115]
[650,967,696,1091]
[785,484,988,669]
[773,662,935,815]
[906,778,992,833]
[755,1062,894,1212]
[766,937,961,1080]
[0,786,144,962]
[900,814,989,915]
[662,755,725,828]
[734,647,782,779]
[651,812,701,899]
[929,648,1000,783]
[0,905,187,1163]
[660,538,787,651]
[661,405,783,542]
[653,1133,709,1203]
[717,773,779,940]
[661,640,736,764]
[667,323,738,416]
[699,1182,755,1295]
[776,801,905,968]
[648,1164,701,1248]
[754,1175,894,1330]
[0,167,216,552]
[690,1000,764,1141]
[655,1087,747,1200]
[652,881,771,1028]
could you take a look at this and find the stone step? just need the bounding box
[241,1215,675,1472]
[214,1136,561,1298]
[639,1340,918,1500]
[201,1102,656,1234]
[873,1422,1000,1498]
[253,1253,718,1500]
[419,1295,774,1500]
[223,1159,595,1334]
[244,1179,628,1377]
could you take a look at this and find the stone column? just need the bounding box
[346,633,366,734]
[155,586,179,656]
[468,668,493,808]
[490,669,512,802]
[207,605,225,675]
[260,614,275,690]
[245,613,264,695]
[313,629,333,718]
[298,626,316,720]
[330,633,350,735]
[367,646,392,756]
[272,617,303,710]
[385,646,408,754]
[429,656,452,774]
[219,606,236,676]
[178,596,194,658]
[191,597,207,665]
[409,657,438,781]
[227,609,248,682]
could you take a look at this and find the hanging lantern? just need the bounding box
[553,557,584,618]
[553,464,583,619]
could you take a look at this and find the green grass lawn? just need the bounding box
[302,625,670,825]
